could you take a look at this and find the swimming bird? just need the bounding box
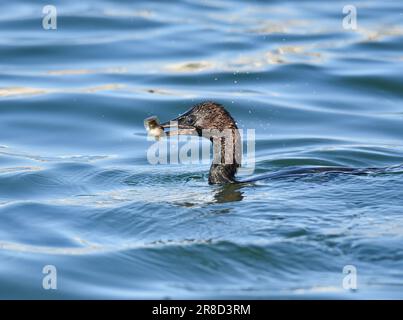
[151,101,378,184]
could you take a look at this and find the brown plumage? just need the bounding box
[158,101,377,184]
[160,101,241,184]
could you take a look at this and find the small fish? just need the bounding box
[144,116,165,140]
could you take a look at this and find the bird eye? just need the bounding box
[186,116,195,125]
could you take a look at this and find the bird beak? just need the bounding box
[160,116,197,137]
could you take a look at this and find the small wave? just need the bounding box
[0,84,126,98]
[0,166,41,174]
[0,146,111,163]
[0,87,49,97]
[47,67,127,76]
[0,239,214,256]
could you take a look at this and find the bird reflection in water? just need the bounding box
[213,183,244,203]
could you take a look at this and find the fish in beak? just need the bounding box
[144,114,197,139]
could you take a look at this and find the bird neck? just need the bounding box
[208,163,238,184]
[207,128,241,184]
